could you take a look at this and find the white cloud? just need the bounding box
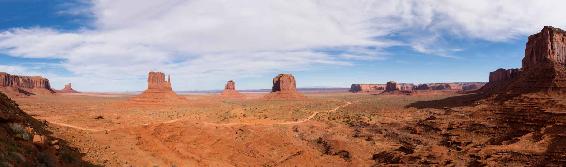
[1,0,566,91]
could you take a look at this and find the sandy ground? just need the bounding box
[12,92,566,166]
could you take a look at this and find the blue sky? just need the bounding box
[0,0,563,92]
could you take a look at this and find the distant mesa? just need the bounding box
[128,71,186,104]
[351,81,484,94]
[220,80,244,98]
[58,83,79,93]
[480,26,566,94]
[264,74,305,100]
[350,84,386,93]
[0,72,55,96]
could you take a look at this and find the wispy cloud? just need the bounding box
[0,0,565,91]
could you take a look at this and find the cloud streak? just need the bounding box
[0,0,566,91]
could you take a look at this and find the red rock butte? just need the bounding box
[128,72,186,104]
[220,80,244,98]
[264,74,305,100]
[58,83,79,93]
[0,72,55,96]
[481,26,566,94]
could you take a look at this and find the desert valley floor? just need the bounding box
[9,91,566,166]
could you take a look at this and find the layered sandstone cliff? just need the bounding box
[220,80,244,98]
[0,72,55,96]
[129,72,186,104]
[264,74,305,99]
[482,26,566,94]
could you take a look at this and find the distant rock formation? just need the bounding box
[385,81,398,92]
[220,80,244,98]
[58,83,79,93]
[481,26,566,94]
[350,84,386,93]
[129,72,186,104]
[0,72,55,96]
[264,74,305,99]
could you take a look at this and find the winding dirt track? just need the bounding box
[45,101,353,131]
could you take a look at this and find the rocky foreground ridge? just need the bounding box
[0,92,87,166]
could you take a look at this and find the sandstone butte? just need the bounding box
[481,26,566,94]
[58,83,79,93]
[264,74,305,100]
[128,72,186,104]
[0,72,55,96]
[220,80,245,98]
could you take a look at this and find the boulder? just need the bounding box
[0,72,55,96]
[220,80,244,98]
[264,74,305,99]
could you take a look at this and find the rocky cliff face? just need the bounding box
[58,83,79,93]
[220,80,244,98]
[523,26,566,71]
[264,74,305,99]
[0,72,55,95]
[482,26,566,94]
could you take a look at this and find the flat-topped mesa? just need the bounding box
[489,68,521,83]
[482,26,566,94]
[129,71,186,105]
[0,72,55,95]
[264,74,305,99]
[350,84,386,93]
[59,83,79,93]
[220,80,244,98]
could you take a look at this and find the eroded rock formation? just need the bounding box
[0,72,55,96]
[58,83,79,93]
[481,26,566,94]
[129,72,186,104]
[264,74,305,99]
[220,80,244,98]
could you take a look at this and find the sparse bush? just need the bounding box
[8,123,31,140]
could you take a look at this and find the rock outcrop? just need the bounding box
[0,72,55,96]
[58,83,79,93]
[481,26,566,94]
[0,92,86,166]
[220,80,244,98]
[129,72,186,104]
[350,84,386,93]
[264,74,305,99]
